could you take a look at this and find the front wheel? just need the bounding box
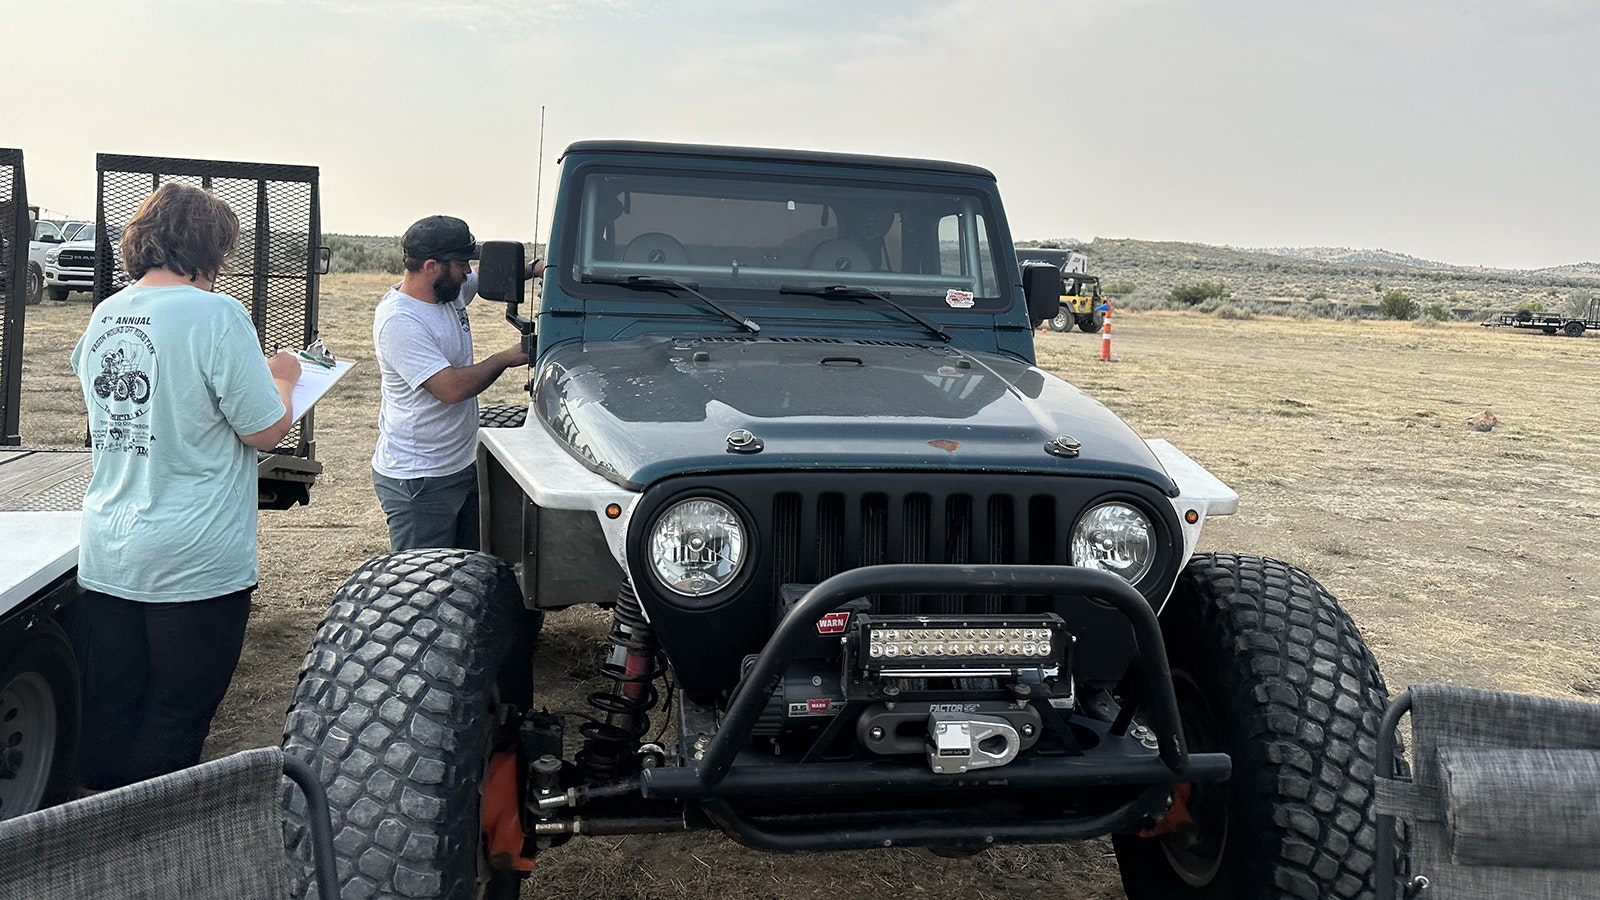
[283,549,536,899]
[1047,307,1071,332]
[0,620,81,820]
[1113,553,1392,900]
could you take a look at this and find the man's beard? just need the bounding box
[432,268,465,304]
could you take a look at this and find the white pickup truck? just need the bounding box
[41,224,98,301]
[19,219,88,304]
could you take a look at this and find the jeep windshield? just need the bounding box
[562,167,1008,312]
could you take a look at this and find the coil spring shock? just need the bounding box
[576,580,663,782]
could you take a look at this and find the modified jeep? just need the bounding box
[284,141,1393,899]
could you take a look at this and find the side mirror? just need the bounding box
[477,240,525,305]
[1021,262,1062,324]
[316,246,331,276]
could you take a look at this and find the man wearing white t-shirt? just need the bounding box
[371,215,541,550]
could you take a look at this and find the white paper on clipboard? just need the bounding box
[290,358,354,422]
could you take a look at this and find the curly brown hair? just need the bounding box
[118,183,240,281]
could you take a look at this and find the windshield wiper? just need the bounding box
[582,274,760,334]
[778,284,951,343]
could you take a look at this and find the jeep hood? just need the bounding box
[533,337,1177,493]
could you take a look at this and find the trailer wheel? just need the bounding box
[0,620,81,820]
[1514,309,1532,322]
[1113,553,1393,900]
[1563,320,1585,337]
[1542,326,1558,335]
[283,549,537,899]
[478,403,527,429]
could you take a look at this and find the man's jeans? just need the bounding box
[372,463,479,551]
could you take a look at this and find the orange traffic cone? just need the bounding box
[1098,300,1113,362]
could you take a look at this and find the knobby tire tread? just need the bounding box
[282,548,527,900]
[1117,552,1392,900]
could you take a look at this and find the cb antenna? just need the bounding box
[533,106,546,262]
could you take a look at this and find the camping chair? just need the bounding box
[0,747,337,900]
[1375,684,1600,900]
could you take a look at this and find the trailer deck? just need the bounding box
[0,448,90,619]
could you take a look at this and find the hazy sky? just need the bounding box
[8,0,1598,269]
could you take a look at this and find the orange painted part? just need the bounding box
[1138,781,1196,838]
[482,749,536,873]
[1097,300,1113,361]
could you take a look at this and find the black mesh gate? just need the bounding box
[95,154,327,507]
[0,148,28,446]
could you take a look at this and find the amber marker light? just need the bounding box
[606,503,623,519]
[1185,509,1200,524]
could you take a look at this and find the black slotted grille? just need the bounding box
[632,471,1184,691]
[95,155,321,458]
[768,477,1059,616]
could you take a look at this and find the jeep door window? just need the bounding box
[567,169,1007,310]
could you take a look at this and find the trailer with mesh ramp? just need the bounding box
[0,148,85,822]
[1483,299,1600,337]
[94,154,330,508]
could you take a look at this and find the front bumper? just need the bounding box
[635,563,1232,850]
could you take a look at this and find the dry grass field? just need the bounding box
[15,276,1599,899]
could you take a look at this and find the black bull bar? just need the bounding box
[637,564,1232,850]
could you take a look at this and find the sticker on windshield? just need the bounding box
[945,289,975,308]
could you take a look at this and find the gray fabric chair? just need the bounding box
[0,747,337,900]
[1375,684,1600,900]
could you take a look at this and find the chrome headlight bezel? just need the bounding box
[646,496,749,599]
[1069,500,1157,586]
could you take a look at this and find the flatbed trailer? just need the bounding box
[0,447,91,818]
[1483,299,1600,337]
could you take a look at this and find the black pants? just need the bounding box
[75,587,253,791]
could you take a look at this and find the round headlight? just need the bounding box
[648,498,746,597]
[1071,502,1155,584]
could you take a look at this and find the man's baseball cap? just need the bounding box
[402,215,478,261]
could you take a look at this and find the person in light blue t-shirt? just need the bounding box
[69,183,301,791]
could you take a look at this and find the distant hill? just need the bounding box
[1253,246,1457,269]
[1019,237,1600,313]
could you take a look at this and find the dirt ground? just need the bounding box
[17,277,1599,898]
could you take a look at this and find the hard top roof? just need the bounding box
[560,140,996,181]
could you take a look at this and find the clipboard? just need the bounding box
[290,356,354,422]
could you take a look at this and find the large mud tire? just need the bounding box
[478,403,528,429]
[1113,553,1391,900]
[283,549,537,899]
[0,620,80,819]
[1047,306,1071,332]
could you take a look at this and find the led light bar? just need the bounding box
[853,615,1068,676]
